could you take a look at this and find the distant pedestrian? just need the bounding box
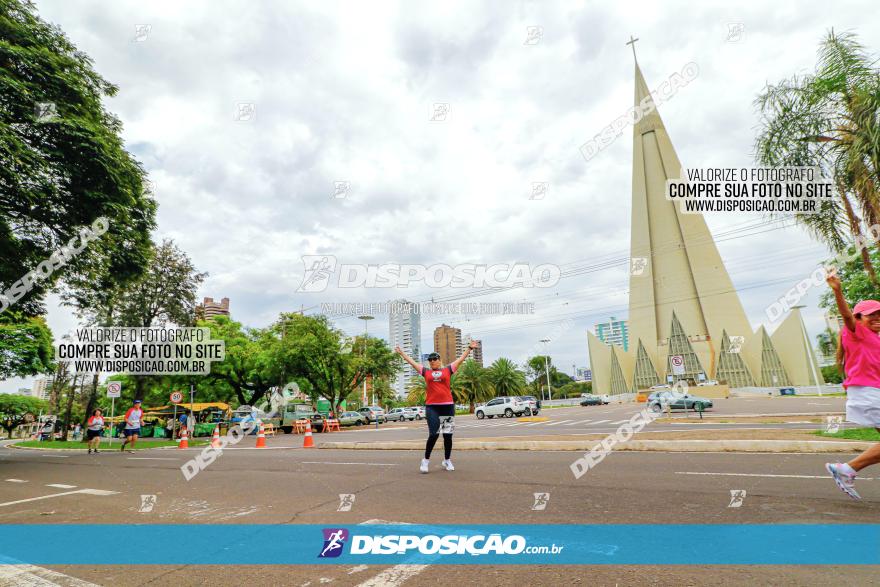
[86,409,104,454]
[825,271,880,500]
[72,423,81,440]
[120,399,144,452]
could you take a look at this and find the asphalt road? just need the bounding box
[0,426,876,586]
[334,396,847,442]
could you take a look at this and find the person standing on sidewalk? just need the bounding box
[86,409,104,454]
[120,399,144,453]
[825,271,880,500]
[395,340,479,473]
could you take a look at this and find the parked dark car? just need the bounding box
[579,394,604,406]
[647,391,713,413]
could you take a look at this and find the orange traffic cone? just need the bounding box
[302,421,315,448]
[255,421,267,448]
[210,425,221,448]
[178,427,189,449]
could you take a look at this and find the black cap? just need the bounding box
[427,352,441,361]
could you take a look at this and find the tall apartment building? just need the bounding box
[594,316,629,351]
[389,300,421,399]
[433,324,461,365]
[196,297,230,321]
[462,334,483,366]
[824,310,844,333]
[31,377,51,401]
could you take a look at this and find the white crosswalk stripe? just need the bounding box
[590,419,610,425]
[545,420,573,426]
[564,420,591,426]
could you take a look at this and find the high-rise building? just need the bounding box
[587,53,822,393]
[463,335,483,366]
[433,324,461,365]
[389,299,421,399]
[196,297,230,321]
[577,368,592,382]
[594,317,629,352]
[824,311,844,333]
[31,377,51,401]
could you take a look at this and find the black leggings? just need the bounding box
[425,404,454,460]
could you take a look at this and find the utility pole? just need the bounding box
[540,339,552,401]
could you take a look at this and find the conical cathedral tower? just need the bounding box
[588,50,822,391]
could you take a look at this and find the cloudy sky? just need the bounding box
[8,0,880,390]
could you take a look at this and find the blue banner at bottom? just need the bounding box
[1,524,878,565]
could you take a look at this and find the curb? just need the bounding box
[319,439,876,453]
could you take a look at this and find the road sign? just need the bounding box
[670,355,685,376]
[106,381,122,398]
[170,391,183,404]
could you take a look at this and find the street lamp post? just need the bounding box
[540,338,552,402]
[358,315,374,406]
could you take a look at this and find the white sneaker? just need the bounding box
[420,458,430,474]
[442,459,454,471]
[826,463,861,500]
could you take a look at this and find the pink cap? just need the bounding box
[853,300,880,316]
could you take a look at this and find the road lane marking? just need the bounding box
[675,471,876,480]
[545,420,573,426]
[46,484,76,489]
[5,479,27,483]
[563,420,590,425]
[0,488,119,508]
[590,420,610,425]
[357,519,428,587]
[301,462,397,466]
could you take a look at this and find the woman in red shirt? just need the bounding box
[396,341,478,473]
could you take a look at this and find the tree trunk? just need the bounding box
[839,185,879,285]
[61,374,79,441]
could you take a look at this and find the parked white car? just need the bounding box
[386,407,417,422]
[475,397,528,419]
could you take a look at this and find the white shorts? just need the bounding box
[845,386,880,428]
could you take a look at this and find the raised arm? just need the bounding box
[450,340,479,372]
[395,345,423,373]
[827,269,857,332]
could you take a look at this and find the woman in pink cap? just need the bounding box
[825,271,880,499]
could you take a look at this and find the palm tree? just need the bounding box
[451,360,493,413]
[406,377,426,406]
[755,30,880,284]
[488,358,527,396]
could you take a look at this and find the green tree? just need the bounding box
[0,311,53,378]
[406,376,426,406]
[0,393,48,438]
[487,357,526,396]
[272,313,399,414]
[0,0,156,318]
[755,30,880,283]
[86,240,206,401]
[195,316,275,407]
[821,364,844,384]
[451,359,493,413]
[819,244,880,310]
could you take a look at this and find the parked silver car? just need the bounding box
[386,407,417,422]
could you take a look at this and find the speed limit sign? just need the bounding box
[106,381,122,398]
[170,391,183,404]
